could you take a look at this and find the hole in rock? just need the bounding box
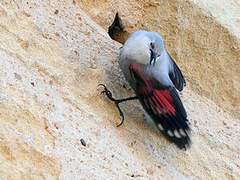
[108,13,129,44]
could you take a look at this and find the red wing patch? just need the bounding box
[129,63,191,149]
[148,90,176,118]
[129,63,176,118]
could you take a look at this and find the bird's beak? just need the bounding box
[148,49,158,68]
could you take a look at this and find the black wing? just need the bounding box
[168,52,186,91]
[129,63,191,149]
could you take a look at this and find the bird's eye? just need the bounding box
[150,42,154,49]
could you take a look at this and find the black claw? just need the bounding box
[116,117,124,127]
[98,84,138,127]
[116,102,125,127]
[98,84,106,88]
[98,84,125,127]
[98,84,113,100]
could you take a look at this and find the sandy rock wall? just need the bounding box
[0,0,239,179]
[79,0,240,118]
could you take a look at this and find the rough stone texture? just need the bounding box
[80,0,240,119]
[0,0,239,179]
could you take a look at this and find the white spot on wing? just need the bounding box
[179,128,187,137]
[158,124,164,131]
[174,130,181,138]
[167,130,174,137]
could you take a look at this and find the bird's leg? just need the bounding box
[98,84,138,127]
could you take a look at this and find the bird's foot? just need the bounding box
[98,84,125,127]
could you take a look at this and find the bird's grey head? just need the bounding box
[121,30,165,65]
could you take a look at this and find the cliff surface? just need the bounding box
[0,0,239,179]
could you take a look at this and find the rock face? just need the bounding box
[80,0,240,119]
[0,0,239,179]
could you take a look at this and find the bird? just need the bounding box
[99,30,191,149]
